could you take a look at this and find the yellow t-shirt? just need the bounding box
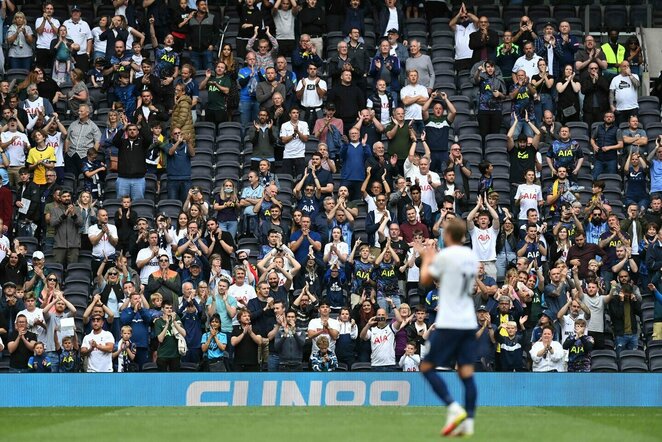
[26,146,56,185]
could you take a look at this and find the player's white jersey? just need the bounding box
[428,245,479,330]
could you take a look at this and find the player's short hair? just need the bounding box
[444,218,466,243]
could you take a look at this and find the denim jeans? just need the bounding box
[592,159,618,180]
[624,197,650,213]
[496,251,518,282]
[377,294,401,314]
[239,99,259,135]
[511,119,535,140]
[615,334,638,356]
[46,351,59,373]
[534,93,554,124]
[371,364,397,372]
[189,49,214,71]
[116,177,145,200]
[267,353,280,372]
[9,56,32,71]
[218,220,238,239]
[167,179,191,202]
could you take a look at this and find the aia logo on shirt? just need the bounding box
[477,233,492,242]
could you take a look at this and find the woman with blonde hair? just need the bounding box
[213,179,239,238]
[7,12,34,71]
[77,190,97,251]
[68,68,92,114]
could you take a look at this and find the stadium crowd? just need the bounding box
[0,0,661,374]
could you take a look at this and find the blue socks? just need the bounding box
[423,370,454,405]
[462,376,477,418]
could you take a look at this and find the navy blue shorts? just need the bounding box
[424,328,477,368]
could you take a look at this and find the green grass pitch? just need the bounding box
[1,406,661,441]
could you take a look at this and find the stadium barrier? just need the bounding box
[2,373,661,407]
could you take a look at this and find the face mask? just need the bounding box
[224,187,234,193]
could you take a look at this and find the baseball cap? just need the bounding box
[71,5,81,12]
[191,258,202,267]
[32,251,45,260]
[3,281,16,289]
[387,28,400,34]
[476,305,488,312]
[325,102,336,111]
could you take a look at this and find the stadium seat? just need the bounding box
[44,263,64,282]
[132,200,156,220]
[430,32,453,50]
[638,110,661,130]
[566,122,589,139]
[620,358,649,373]
[157,200,184,220]
[604,5,627,31]
[350,362,372,372]
[456,121,480,138]
[336,362,349,371]
[142,362,158,372]
[180,362,199,372]
[638,96,660,113]
[649,357,662,373]
[217,122,243,140]
[618,349,647,372]
[6,69,29,82]
[591,358,618,373]
[64,279,92,294]
[630,5,651,29]
[528,5,552,23]
[554,5,577,21]
[195,121,216,139]
[588,5,603,32]
[65,263,93,281]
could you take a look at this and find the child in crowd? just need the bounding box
[113,325,137,372]
[57,335,81,373]
[399,342,421,371]
[146,122,166,194]
[563,319,594,373]
[131,41,144,79]
[81,147,107,200]
[478,160,494,197]
[496,321,525,372]
[88,57,106,87]
[114,72,137,118]
[311,336,338,371]
[28,341,52,372]
[348,241,374,307]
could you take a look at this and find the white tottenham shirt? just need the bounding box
[428,245,479,330]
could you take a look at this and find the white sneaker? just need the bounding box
[450,418,474,437]
[441,402,467,437]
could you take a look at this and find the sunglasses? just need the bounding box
[47,278,58,282]
[108,272,119,276]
